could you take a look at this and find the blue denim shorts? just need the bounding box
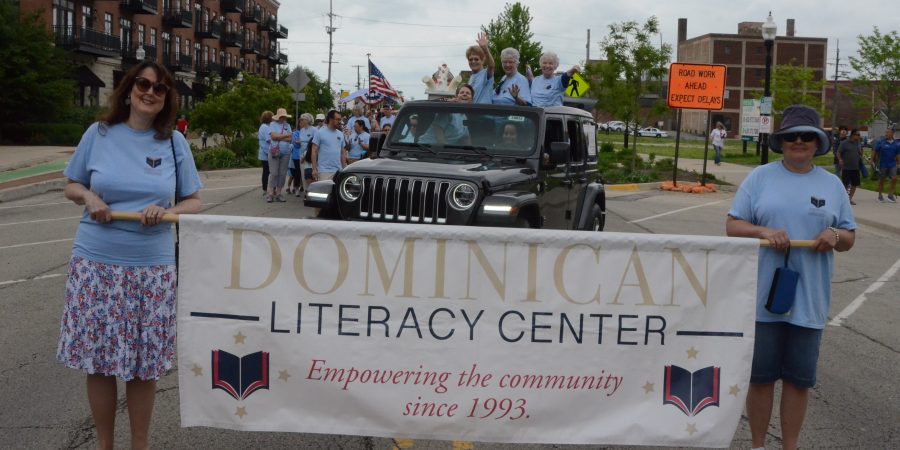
[750,321,823,389]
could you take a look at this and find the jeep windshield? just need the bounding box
[387,103,539,157]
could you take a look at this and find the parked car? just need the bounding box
[638,127,668,138]
[606,121,626,132]
[305,102,607,231]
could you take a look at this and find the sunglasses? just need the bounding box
[780,132,818,143]
[133,77,170,97]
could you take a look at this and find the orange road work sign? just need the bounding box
[667,63,727,110]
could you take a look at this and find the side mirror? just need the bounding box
[549,141,569,164]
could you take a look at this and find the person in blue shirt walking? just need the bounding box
[466,32,495,104]
[873,127,900,202]
[257,110,273,193]
[527,52,580,107]
[57,60,203,450]
[492,48,531,106]
[289,113,317,195]
[726,105,855,450]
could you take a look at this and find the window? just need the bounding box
[81,5,92,29]
[724,45,731,55]
[185,38,191,56]
[52,0,74,30]
[138,24,145,44]
[203,45,208,63]
[150,28,157,47]
[175,36,181,57]
[104,13,112,35]
[120,18,131,50]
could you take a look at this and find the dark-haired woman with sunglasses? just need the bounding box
[57,60,202,450]
[726,105,855,450]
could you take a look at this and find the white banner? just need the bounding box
[177,215,759,447]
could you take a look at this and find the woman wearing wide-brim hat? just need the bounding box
[725,105,856,450]
[266,108,293,202]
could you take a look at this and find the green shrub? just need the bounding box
[193,148,239,170]
[600,142,615,153]
[230,136,261,164]
[0,123,85,145]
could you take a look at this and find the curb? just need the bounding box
[0,178,67,203]
[855,216,900,236]
[606,181,737,193]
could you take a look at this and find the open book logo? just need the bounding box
[663,365,720,416]
[146,157,162,168]
[810,197,825,208]
[211,350,270,400]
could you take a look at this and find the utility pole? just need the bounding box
[325,0,337,92]
[829,40,846,130]
[352,64,363,90]
[585,29,590,63]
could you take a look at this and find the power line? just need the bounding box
[337,14,477,29]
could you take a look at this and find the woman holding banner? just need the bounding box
[726,105,855,450]
[56,60,203,450]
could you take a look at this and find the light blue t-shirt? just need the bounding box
[469,68,493,104]
[728,162,856,329]
[348,131,370,159]
[312,127,346,173]
[65,122,203,266]
[379,115,396,128]
[530,73,569,107]
[257,123,270,161]
[269,121,292,157]
[419,113,468,145]
[292,127,317,160]
[347,115,368,131]
[492,72,531,105]
[874,138,900,169]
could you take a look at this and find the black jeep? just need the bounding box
[304,101,606,231]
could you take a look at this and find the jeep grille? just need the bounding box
[357,176,451,224]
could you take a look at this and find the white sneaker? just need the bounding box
[878,195,885,203]
[889,194,897,203]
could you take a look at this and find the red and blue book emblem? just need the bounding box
[663,365,720,416]
[211,350,270,400]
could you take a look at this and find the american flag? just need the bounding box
[369,60,403,102]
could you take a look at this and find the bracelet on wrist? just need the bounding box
[828,226,840,245]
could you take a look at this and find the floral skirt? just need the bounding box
[57,256,177,381]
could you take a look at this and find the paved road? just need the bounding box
[1,169,898,449]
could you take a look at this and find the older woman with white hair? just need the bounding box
[492,47,531,106]
[289,113,317,195]
[528,52,581,107]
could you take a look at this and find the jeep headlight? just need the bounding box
[450,183,478,210]
[339,175,363,202]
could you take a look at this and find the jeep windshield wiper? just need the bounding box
[452,145,492,158]
[393,142,437,155]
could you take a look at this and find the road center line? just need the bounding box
[0,238,73,251]
[829,256,900,327]
[628,199,725,224]
[0,273,64,287]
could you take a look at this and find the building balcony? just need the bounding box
[163,8,193,28]
[275,25,288,39]
[241,8,262,24]
[163,52,193,72]
[277,52,287,65]
[263,17,277,33]
[121,43,139,63]
[221,65,240,82]
[119,0,158,15]
[220,0,243,14]
[266,46,278,62]
[196,61,225,76]
[54,26,121,58]
[221,32,242,48]
[240,40,260,55]
[195,20,222,39]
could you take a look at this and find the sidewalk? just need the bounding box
[1,145,896,235]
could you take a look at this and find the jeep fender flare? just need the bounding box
[573,181,606,230]
[474,191,539,227]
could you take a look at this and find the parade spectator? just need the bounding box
[377,104,396,131]
[311,109,347,181]
[832,126,847,174]
[266,108,292,202]
[347,120,370,164]
[200,130,208,148]
[874,127,900,202]
[493,48,531,106]
[257,110,273,193]
[837,129,863,205]
[314,113,325,129]
[726,105,855,450]
[347,104,368,133]
[527,52,579,107]
[290,113,317,196]
[466,33,495,104]
[57,60,203,450]
[176,114,188,134]
[711,122,726,165]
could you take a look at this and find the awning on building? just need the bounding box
[74,66,106,87]
[176,80,194,96]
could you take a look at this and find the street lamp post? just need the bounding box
[760,12,777,164]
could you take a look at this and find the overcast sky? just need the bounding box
[279,0,895,100]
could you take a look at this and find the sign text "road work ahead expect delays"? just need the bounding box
[667,63,727,110]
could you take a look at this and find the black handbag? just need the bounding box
[765,247,799,314]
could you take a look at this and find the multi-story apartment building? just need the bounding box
[676,18,827,134]
[20,0,289,109]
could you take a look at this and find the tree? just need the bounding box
[481,2,542,82]
[598,16,671,170]
[849,27,900,121]
[0,2,74,125]
[189,74,292,150]
[753,62,826,120]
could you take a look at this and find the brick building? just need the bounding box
[19,0,288,109]
[676,18,827,134]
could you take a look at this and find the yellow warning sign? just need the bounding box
[565,72,590,97]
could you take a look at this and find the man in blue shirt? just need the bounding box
[310,110,347,181]
[492,47,531,106]
[874,128,900,202]
[466,32,495,104]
